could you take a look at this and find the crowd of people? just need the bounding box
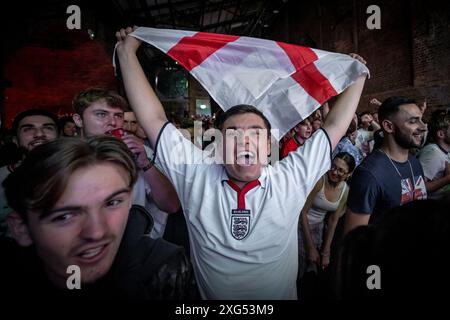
[0,26,448,301]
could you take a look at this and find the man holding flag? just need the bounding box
[115,26,368,299]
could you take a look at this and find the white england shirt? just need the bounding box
[155,123,331,299]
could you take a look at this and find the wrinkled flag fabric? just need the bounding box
[118,27,369,140]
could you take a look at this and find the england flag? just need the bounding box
[117,27,369,140]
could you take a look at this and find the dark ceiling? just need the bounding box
[0,0,291,92]
[110,0,289,36]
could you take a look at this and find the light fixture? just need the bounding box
[200,104,207,110]
[87,29,95,40]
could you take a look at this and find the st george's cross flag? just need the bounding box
[118,27,369,140]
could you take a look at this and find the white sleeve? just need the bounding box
[418,146,441,180]
[277,128,332,194]
[153,122,205,195]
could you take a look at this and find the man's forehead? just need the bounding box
[222,113,268,129]
[19,115,56,127]
[124,111,137,120]
[399,103,421,118]
[87,100,124,113]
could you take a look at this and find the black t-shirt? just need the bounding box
[347,150,427,224]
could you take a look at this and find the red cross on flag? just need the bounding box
[122,27,369,140]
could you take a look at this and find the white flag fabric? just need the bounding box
[124,27,369,140]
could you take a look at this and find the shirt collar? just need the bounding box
[220,166,267,189]
[436,143,450,155]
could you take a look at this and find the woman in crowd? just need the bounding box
[298,152,356,278]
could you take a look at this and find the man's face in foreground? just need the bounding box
[21,163,132,288]
[221,113,271,187]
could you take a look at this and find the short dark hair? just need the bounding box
[215,104,271,133]
[378,96,417,123]
[12,109,58,136]
[428,110,450,141]
[333,151,356,173]
[58,115,75,129]
[72,87,128,117]
[3,136,138,221]
[359,111,372,118]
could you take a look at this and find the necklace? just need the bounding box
[379,149,416,194]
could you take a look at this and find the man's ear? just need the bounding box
[6,212,33,247]
[437,129,445,140]
[72,113,83,129]
[381,119,394,134]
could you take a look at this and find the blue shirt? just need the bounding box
[347,150,427,224]
[333,137,363,166]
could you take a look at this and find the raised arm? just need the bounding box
[323,54,367,149]
[116,27,168,148]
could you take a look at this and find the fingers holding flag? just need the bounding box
[348,53,367,65]
[116,26,141,54]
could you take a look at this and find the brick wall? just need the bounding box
[269,0,450,116]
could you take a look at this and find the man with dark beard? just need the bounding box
[0,109,59,234]
[344,97,428,233]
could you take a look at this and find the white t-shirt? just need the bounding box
[131,145,169,239]
[307,180,348,225]
[154,123,331,299]
[418,143,450,199]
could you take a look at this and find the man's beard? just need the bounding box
[393,124,421,149]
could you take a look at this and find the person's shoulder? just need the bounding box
[135,237,198,299]
[280,137,297,158]
[359,150,385,167]
[311,127,331,144]
[0,165,12,176]
[0,237,41,284]
[282,137,296,148]
[418,143,439,155]
[350,152,385,181]
[408,153,426,169]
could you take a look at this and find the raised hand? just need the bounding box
[115,26,141,54]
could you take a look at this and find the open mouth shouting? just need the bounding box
[236,150,256,166]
